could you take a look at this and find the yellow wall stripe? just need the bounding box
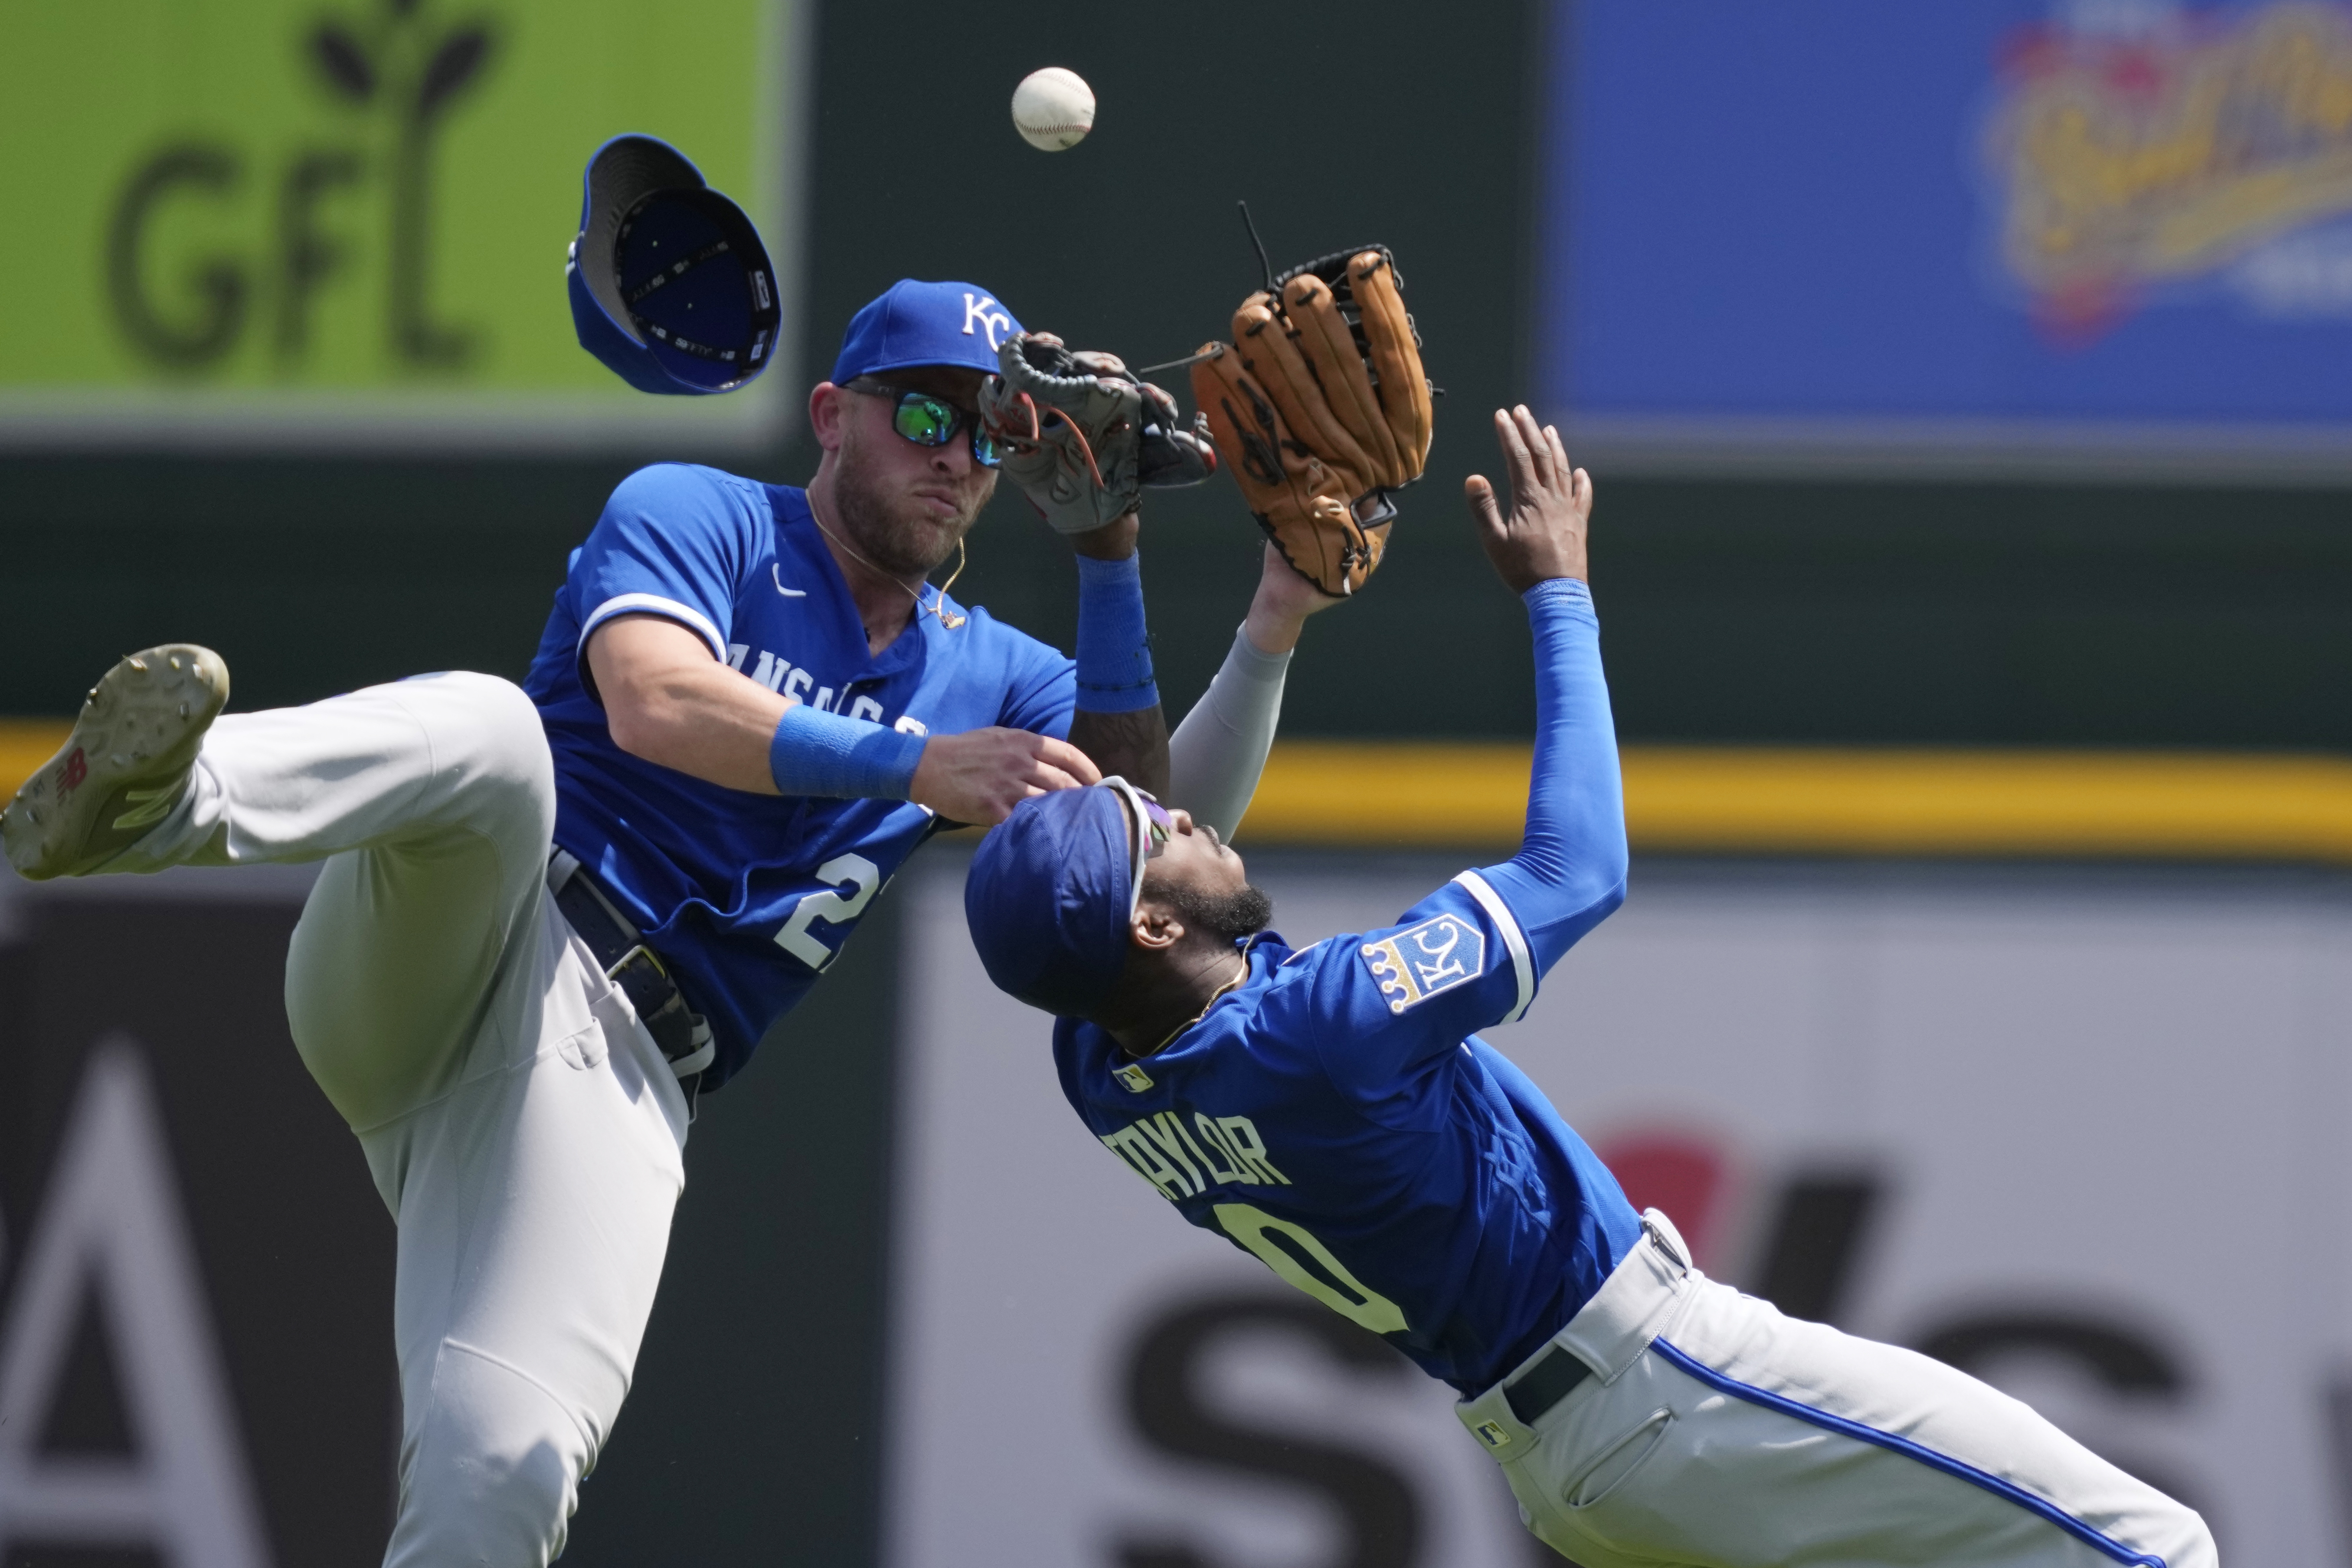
[7,720,2349,863]
[0,720,69,802]
[1242,741,2352,861]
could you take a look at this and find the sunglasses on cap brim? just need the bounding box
[1102,776,1174,917]
[847,378,1005,468]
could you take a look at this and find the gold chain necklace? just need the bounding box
[1134,958,1250,1059]
[809,509,968,632]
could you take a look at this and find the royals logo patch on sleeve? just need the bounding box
[1360,913,1485,1014]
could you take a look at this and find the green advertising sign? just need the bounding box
[0,0,797,448]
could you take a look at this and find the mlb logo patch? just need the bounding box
[1112,1062,1154,1093]
[1360,913,1485,1014]
[1473,1419,1511,1450]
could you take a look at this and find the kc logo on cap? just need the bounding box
[831,279,1025,385]
[962,292,1013,350]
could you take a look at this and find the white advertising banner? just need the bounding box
[886,856,2352,1568]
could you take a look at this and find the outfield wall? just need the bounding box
[6,852,2352,1563]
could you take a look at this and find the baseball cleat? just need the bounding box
[1,645,229,881]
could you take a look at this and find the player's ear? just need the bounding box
[808,382,851,452]
[1130,901,1184,953]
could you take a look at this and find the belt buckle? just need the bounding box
[606,942,667,986]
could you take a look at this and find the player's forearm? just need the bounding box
[1480,579,1628,964]
[1069,550,1171,793]
[602,657,788,794]
[597,625,929,800]
[1167,626,1292,841]
[1069,706,1169,796]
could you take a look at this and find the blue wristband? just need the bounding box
[769,703,927,799]
[1073,551,1159,713]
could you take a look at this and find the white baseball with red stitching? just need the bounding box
[1012,66,1095,151]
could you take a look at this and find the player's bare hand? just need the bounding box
[1466,406,1592,594]
[911,727,1103,825]
[1242,541,1345,655]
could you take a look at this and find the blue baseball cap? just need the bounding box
[831,279,1023,385]
[568,134,780,396]
[965,782,1151,1017]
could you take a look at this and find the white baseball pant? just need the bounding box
[1456,1212,2216,1568]
[114,672,690,1567]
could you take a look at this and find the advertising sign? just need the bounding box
[0,0,799,451]
[0,871,397,1568]
[889,858,2352,1567]
[1551,0,2352,476]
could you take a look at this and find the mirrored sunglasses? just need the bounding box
[849,380,1004,468]
[1136,792,1174,859]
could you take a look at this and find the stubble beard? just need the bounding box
[832,426,985,579]
[1150,881,1276,943]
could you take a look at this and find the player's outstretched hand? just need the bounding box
[911,727,1102,826]
[1466,406,1592,594]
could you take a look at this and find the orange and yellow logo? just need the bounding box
[1986,3,2352,332]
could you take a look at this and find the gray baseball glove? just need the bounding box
[980,332,1217,536]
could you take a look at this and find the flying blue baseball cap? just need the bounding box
[568,134,780,395]
[831,279,1023,385]
[965,782,1143,1017]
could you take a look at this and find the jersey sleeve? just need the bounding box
[1285,874,1540,1103]
[996,625,1078,740]
[569,464,758,675]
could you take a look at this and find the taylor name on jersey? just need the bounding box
[1099,1109,1291,1201]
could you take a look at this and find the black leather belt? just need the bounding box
[548,850,715,1103]
[1501,1220,1688,1425]
[1504,1343,1592,1424]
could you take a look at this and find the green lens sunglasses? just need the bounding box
[847,379,1005,468]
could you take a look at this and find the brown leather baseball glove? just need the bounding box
[1191,246,1432,596]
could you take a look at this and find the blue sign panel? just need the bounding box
[1547,1,2352,475]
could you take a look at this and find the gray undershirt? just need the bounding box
[1166,624,1293,844]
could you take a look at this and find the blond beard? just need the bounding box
[832,422,986,579]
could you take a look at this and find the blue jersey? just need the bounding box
[1055,872,1643,1394]
[524,463,1075,1087]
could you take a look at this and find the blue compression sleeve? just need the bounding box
[1476,578,1629,975]
[768,702,927,799]
[1073,552,1159,713]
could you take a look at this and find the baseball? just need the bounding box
[1012,66,1095,151]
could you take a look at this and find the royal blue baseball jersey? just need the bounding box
[1054,871,1644,1394]
[524,462,1075,1087]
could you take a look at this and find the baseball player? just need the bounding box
[0,280,1335,1565]
[959,407,2217,1568]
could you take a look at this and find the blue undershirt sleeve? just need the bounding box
[1072,553,1159,714]
[1472,577,1629,976]
[768,703,928,800]
[1307,578,1626,1098]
